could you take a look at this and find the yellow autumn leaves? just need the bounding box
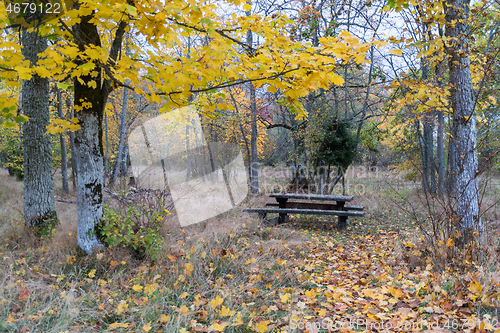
[0,0,377,133]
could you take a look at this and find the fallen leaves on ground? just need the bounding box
[1,220,500,332]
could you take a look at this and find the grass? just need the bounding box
[1,167,500,332]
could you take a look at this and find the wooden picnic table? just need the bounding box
[243,193,364,229]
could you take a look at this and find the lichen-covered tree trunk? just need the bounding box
[57,87,69,196]
[21,27,57,233]
[73,13,105,254]
[445,0,482,244]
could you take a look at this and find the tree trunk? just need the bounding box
[423,119,435,194]
[228,88,251,180]
[445,0,482,244]
[420,55,434,195]
[21,27,58,232]
[73,13,105,254]
[436,59,446,196]
[120,144,127,177]
[109,84,129,187]
[57,87,69,196]
[104,110,109,186]
[247,1,259,194]
[67,97,78,191]
[437,109,445,196]
[446,133,455,195]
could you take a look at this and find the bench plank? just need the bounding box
[243,208,364,217]
[269,193,353,202]
[344,205,364,211]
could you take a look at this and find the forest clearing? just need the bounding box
[1,168,500,332]
[1,0,500,331]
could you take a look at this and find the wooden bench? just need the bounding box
[243,193,364,229]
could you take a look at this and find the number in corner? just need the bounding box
[3,0,72,27]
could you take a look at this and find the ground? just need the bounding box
[0,167,500,332]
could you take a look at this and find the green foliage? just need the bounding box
[314,117,357,173]
[97,203,166,259]
[30,211,60,239]
[0,127,23,180]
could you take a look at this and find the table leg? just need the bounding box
[277,198,288,224]
[258,211,267,221]
[337,201,347,230]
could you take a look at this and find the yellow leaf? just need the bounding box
[389,49,403,56]
[233,312,243,325]
[389,287,404,299]
[219,305,235,317]
[267,85,277,93]
[331,74,344,85]
[88,80,97,89]
[132,284,143,292]
[143,323,152,332]
[180,292,189,299]
[117,300,128,314]
[184,262,194,276]
[125,4,137,16]
[210,295,224,309]
[280,293,290,303]
[179,305,189,315]
[243,3,251,11]
[305,290,316,299]
[255,320,270,333]
[88,269,96,278]
[109,322,129,329]
[160,314,170,323]
[445,238,454,247]
[213,322,227,332]
[469,281,482,295]
[144,283,158,296]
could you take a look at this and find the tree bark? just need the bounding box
[445,0,482,244]
[420,55,435,195]
[109,84,130,187]
[57,87,69,196]
[21,27,58,232]
[436,58,446,196]
[104,109,109,185]
[437,109,445,196]
[73,12,105,254]
[247,1,259,194]
[67,97,78,190]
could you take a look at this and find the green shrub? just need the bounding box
[97,201,167,259]
[0,131,23,180]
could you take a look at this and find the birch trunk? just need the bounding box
[21,27,58,231]
[57,87,69,196]
[445,0,482,244]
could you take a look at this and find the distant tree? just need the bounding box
[313,118,357,193]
